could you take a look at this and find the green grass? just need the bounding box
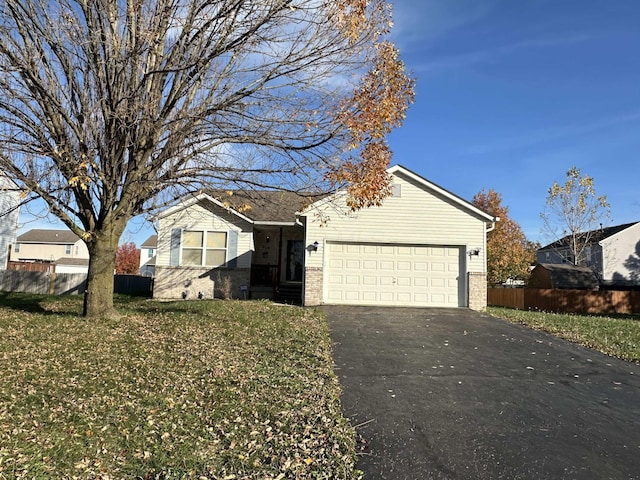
[0,293,359,479]
[487,306,640,363]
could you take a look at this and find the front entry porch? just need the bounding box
[250,225,304,304]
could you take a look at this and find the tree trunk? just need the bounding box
[83,227,124,319]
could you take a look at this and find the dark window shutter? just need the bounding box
[169,229,181,266]
[227,230,238,268]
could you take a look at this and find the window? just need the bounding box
[147,248,154,259]
[181,230,227,266]
[65,244,72,255]
[14,243,20,252]
[391,183,402,197]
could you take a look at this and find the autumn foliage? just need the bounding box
[115,242,140,275]
[473,189,538,285]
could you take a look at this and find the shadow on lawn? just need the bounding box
[0,292,82,316]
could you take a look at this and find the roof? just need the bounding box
[539,222,639,251]
[158,190,325,225]
[55,257,89,266]
[157,165,496,225]
[140,235,157,248]
[209,190,323,223]
[531,263,599,289]
[17,229,81,244]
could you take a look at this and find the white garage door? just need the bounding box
[325,243,463,307]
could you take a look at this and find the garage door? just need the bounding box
[325,243,463,307]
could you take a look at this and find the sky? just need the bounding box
[16,0,640,247]
[386,0,640,243]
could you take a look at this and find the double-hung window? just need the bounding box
[181,230,227,266]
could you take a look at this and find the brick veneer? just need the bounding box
[304,267,323,306]
[468,272,487,310]
[154,266,250,300]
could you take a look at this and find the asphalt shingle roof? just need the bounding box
[208,190,326,223]
[539,222,639,251]
[17,229,80,244]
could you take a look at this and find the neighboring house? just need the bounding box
[139,234,157,277]
[10,229,90,273]
[0,173,20,270]
[528,263,600,290]
[154,165,497,310]
[537,222,640,286]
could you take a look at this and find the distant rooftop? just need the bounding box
[539,222,639,251]
[17,229,80,244]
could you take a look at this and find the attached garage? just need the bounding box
[325,242,464,307]
[301,165,497,310]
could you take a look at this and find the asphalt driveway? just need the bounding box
[323,306,640,480]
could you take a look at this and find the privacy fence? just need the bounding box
[488,288,640,315]
[0,271,153,297]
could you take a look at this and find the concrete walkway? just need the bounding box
[324,306,640,480]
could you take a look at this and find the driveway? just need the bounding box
[323,306,640,480]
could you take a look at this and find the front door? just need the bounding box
[286,240,303,282]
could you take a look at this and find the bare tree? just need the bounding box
[541,166,610,266]
[0,0,414,318]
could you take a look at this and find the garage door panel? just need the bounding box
[325,242,462,307]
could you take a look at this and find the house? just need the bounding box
[153,165,497,310]
[0,173,20,270]
[139,234,157,277]
[10,229,90,273]
[537,222,640,286]
[528,263,600,290]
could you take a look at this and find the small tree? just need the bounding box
[541,166,610,266]
[115,242,140,274]
[473,189,537,285]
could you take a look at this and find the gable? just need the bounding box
[302,168,494,231]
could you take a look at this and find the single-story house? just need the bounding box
[528,263,600,290]
[537,221,640,286]
[139,234,157,277]
[153,165,497,310]
[0,173,20,270]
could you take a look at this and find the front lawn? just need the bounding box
[487,307,640,363]
[0,293,359,479]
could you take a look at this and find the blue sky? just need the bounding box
[17,0,640,247]
[387,0,640,243]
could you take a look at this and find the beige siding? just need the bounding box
[156,199,253,268]
[303,171,488,272]
[12,240,89,262]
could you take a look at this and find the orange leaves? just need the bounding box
[338,41,414,147]
[328,1,415,210]
[473,189,537,285]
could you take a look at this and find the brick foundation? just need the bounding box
[154,266,250,300]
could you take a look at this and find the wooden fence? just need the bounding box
[488,288,640,315]
[0,271,153,297]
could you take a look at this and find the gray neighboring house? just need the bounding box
[0,174,20,270]
[153,165,497,310]
[537,222,640,286]
[139,234,157,277]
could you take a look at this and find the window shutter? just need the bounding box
[227,230,238,268]
[169,229,181,266]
